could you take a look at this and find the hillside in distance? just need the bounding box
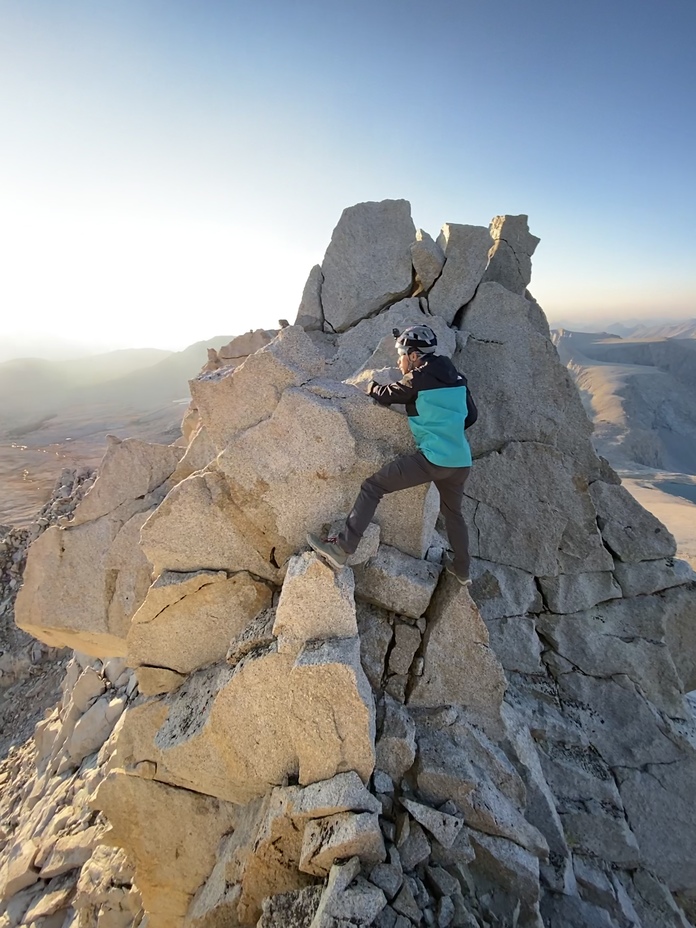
[553,327,696,564]
[0,336,235,525]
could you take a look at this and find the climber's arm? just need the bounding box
[368,373,418,406]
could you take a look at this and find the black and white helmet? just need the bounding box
[393,325,437,355]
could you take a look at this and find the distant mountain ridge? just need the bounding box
[552,328,696,474]
[606,318,696,340]
[0,337,235,434]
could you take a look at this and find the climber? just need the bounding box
[308,324,477,585]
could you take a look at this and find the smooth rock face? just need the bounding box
[354,544,441,619]
[470,558,542,621]
[411,229,445,292]
[224,328,277,359]
[170,424,217,483]
[408,581,506,737]
[321,199,416,332]
[115,638,375,804]
[456,282,597,471]
[93,771,238,926]
[356,602,393,691]
[538,570,622,613]
[483,615,543,675]
[136,666,186,696]
[140,470,278,581]
[128,571,271,674]
[613,556,695,598]
[537,593,687,717]
[589,479,677,561]
[295,264,324,330]
[69,438,182,527]
[190,325,325,451]
[215,383,438,562]
[15,511,153,657]
[463,441,613,577]
[427,224,492,324]
[375,697,416,781]
[662,583,696,691]
[274,553,357,643]
[482,214,540,294]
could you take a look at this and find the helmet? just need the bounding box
[393,325,437,355]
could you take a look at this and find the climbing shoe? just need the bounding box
[445,559,472,587]
[306,533,349,570]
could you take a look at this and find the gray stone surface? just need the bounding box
[409,582,506,737]
[482,214,540,294]
[428,223,492,324]
[455,283,597,472]
[470,557,542,621]
[388,622,422,676]
[400,798,463,849]
[503,711,575,894]
[295,264,324,331]
[589,479,677,562]
[411,229,445,292]
[376,696,416,781]
[483,615,543,675]
[355,544,441,619]
[283,772,382,820]
[190,324,325,451]
[414,730,477,810]
[356,601,393,691]
[370,861,403,900]
[538,570,622,614]
[398,821,432,872]
[619,760,696,893]
[613,556,695,597]
[463,441,613,577]
[663,583,696,691]
[537,594,686,717]
[321,199,416,332]
[274,552,357,644]
[299,811,386,876]
[468,829,540,905]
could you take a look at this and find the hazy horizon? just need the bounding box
[2,309,696,364]
[1,0,694,354]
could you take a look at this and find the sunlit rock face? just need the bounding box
[9,199,696,928]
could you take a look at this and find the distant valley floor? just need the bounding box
[0,401,184,525]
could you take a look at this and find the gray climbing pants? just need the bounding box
[338,451,471,575]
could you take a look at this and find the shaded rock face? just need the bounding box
[7,198,696,928]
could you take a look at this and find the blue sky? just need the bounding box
[1,0,694,353]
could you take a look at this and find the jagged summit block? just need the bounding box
[482,214,540,295]
[321,199,416,332]
[190,325,325,451]
[410,228,445,293]
[427,223,492,324]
